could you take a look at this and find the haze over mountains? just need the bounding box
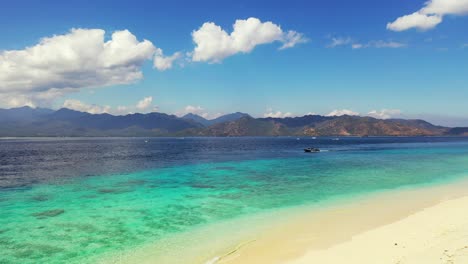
[181,112,250,126]
[0,106,466,137]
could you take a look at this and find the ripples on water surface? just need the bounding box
[1,137,468,263]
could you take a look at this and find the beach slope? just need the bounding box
[289,195,468,264]
[218,180,468,264]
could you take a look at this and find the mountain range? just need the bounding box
[0,106,466,137]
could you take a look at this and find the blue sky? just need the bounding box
[1,0,467,125]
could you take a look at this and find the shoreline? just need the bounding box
[213,176,468,264]
[102,175,468,264]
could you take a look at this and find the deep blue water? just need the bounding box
[2,136,468,189]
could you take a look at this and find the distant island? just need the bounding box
[1,106,467,137]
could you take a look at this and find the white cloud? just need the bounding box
[136,96,153,111]
[279,31,308,50]
[0,28,161,107]
[4,97,36,108]
[328,37,406,49]
[387,0,468,31]
[117,105,129,113]
[387,12,442,32]
[327,37,353,48]
[181,105,205,116]
[371,41,406,48]
[63,99,111,114]
[175,105,221,119]
[326,109,360,116]
[153,49,182,71]
[0,88,75,108]
[367,109,402,119]
[263,108,293,118]
[422,0,468,15]
[352,40,407,49]
[191,17,307,63]
[62,96,156,115]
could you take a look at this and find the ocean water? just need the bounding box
[1,137,468,263]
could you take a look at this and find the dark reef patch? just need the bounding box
[32,209,65,219]
[213,166,236,171]
[190,184,216,189]
[30,194,51,202]
[97,188,132,194]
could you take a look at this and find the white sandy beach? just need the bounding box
[217,179,468,264]
[289,195,468,264]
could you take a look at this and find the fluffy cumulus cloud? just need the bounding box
[191,17,307,63]
[263,108,293,118]
[0,28,181,107]
[153,49,182,71]
[62,96,157,115]
[326,109,360,117]
[387,0,468,31]
[367,109,402,119]
[387,12,442,32]
[136,96,153,111]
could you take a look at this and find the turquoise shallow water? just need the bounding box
[2,138,468,263]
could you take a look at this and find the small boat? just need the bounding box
[304,147,320,153]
